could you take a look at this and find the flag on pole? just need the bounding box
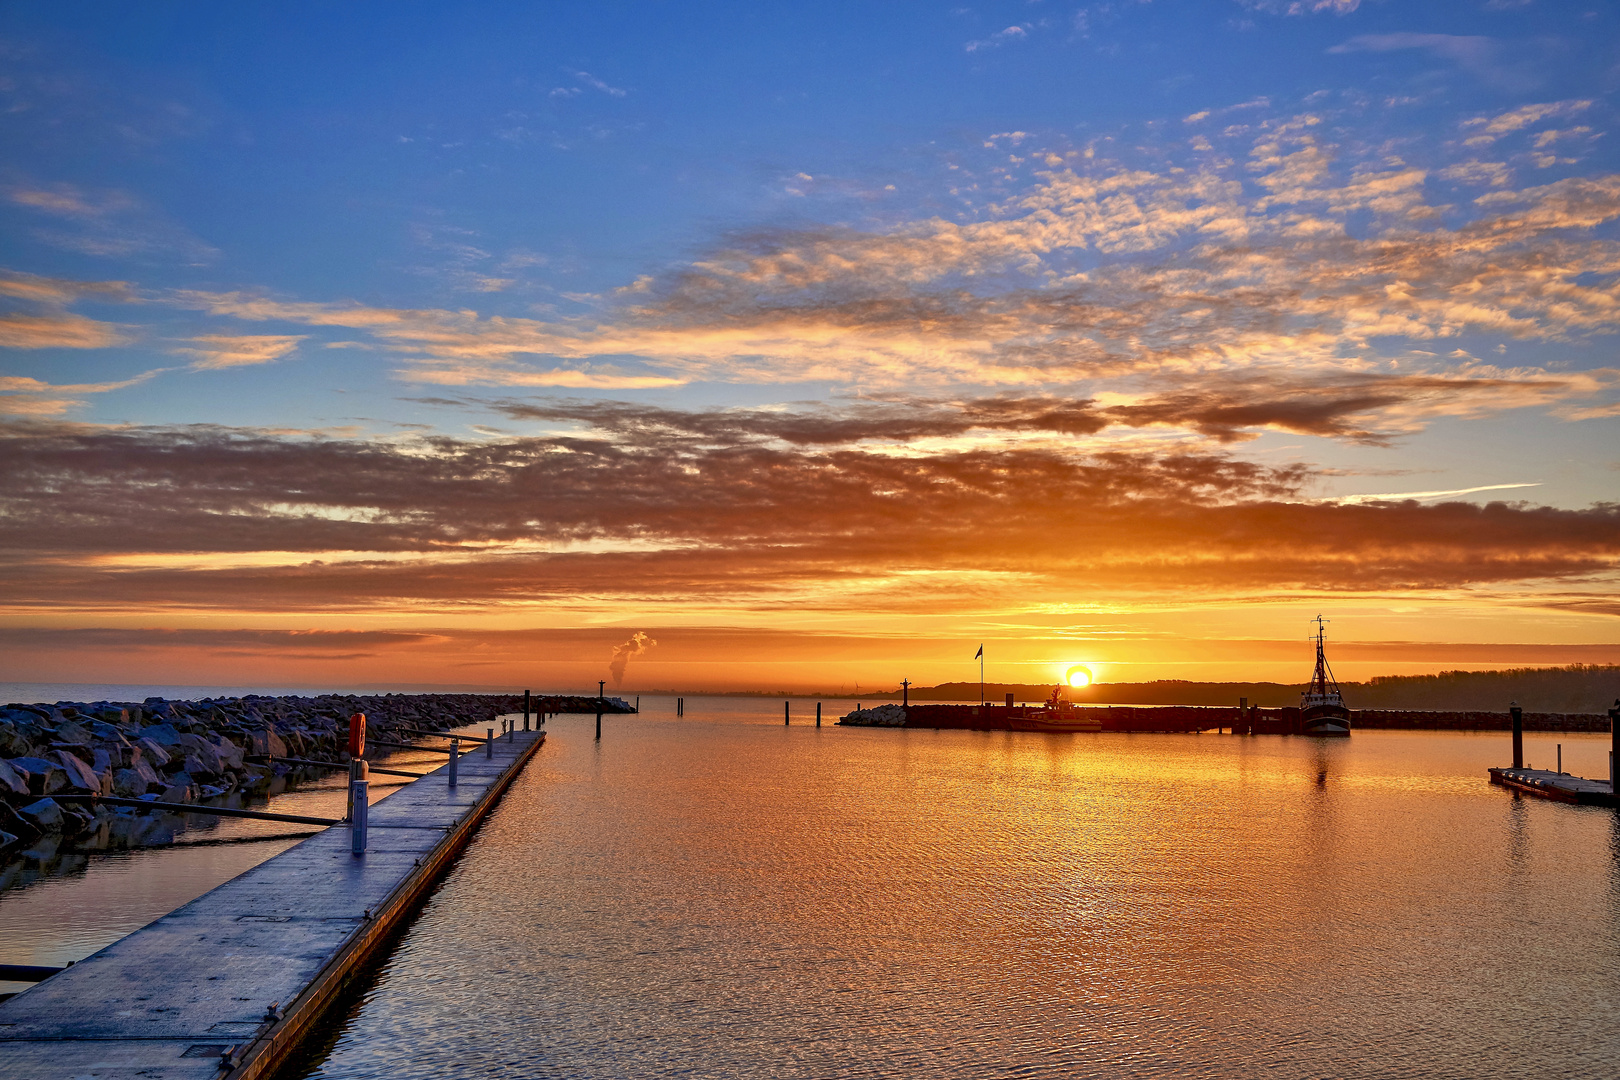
[974,644,983,659]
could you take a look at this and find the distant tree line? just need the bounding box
[914,665,1620,713]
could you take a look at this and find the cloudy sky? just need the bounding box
[2,1,1618,691]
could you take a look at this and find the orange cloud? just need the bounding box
[176,334,307,370]
[1,413,1614,623]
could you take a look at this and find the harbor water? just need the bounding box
[280,699,1615,1078]
[1,694,1615,1075]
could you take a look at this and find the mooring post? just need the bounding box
[448,738,459,787]
[597,679,605,741]
[525,689,531,732]
[486,728,494,759]
[1608,698,1619,791]
[350,760,369,856]
[1510,702,1523,770]
[785,700,790,726]
[816,702,821,727]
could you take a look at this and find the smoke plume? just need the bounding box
[609,631,656,686]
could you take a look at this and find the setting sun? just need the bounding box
[1066,666,1093,689]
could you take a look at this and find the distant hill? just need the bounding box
[914,665,1620,713]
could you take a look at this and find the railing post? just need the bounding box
[448,738,459,787]
[350,760,369,856]
[1510,701,1523,770]
[486,728,493,759]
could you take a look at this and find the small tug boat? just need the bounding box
[1004,685,1103,733]
[1300,616,1351,737]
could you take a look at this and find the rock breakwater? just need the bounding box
[0,691,627,853]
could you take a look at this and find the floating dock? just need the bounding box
[0,726,545,1079]
[1488,767,1618,807]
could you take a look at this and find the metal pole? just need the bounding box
[486,728,494,759]
[1609,699,1619,791]
[448,738,459,787]
[1510,702,1523,770]
[525,689,531,731]
[785,700,790,726]
[816,702,821,727]
[1557,743,1562,774]
[350,761,368,856]
[55,794,338,827]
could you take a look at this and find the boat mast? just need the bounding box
[1310,614,1339,696]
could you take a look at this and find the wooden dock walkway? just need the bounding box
[0,726,545,1079]
[1489,766,1618,807]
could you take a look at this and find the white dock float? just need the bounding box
[0,727,545,1079]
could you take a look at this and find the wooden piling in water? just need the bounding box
[1511,702,1523,769]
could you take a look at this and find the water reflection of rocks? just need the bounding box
[0,771,331,895]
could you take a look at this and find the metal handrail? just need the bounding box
[53,794,340,827]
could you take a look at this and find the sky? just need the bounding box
[1,0,1618,694]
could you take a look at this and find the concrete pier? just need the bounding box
[0,725,545,1079]
[1488,766,1619,807]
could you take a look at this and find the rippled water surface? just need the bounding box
[291,700,1619,1079]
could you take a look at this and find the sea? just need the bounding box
[2,692,1617,1077]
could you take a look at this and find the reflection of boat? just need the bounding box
[1300,616,1350,737]
[1007,685,1103,732]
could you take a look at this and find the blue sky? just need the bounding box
[2,1,1618,688]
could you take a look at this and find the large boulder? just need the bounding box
[209,735,245,770]
[51,719,93,746]
[137,723,183,747]
[18,798,65,832]
[10,756,65,796]
[181,752,219,782]
[135,738,172,767]
[175,734,225,775]
[113,757,165,796]
[0,720,29,756]
[0,757,30,797]
[0,801,40,842]
[89,721,133,747]
[247,729,289,758]
[54,750,105,793]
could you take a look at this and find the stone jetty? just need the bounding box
[0,692,627,852]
